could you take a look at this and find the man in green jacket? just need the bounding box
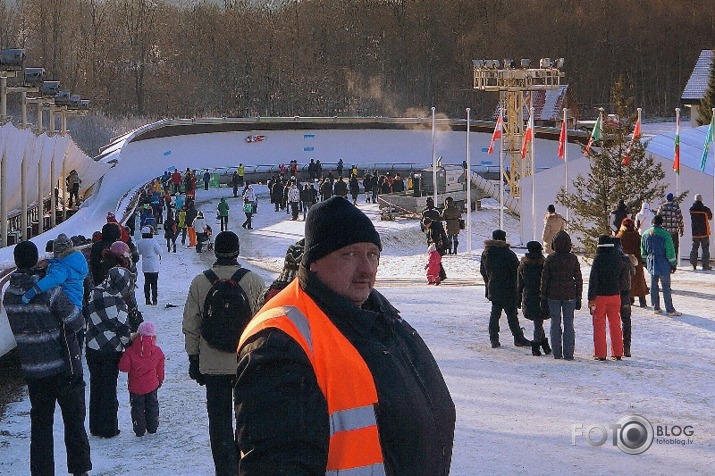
[217,197,230,232]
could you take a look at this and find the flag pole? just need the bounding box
[675,107,681,265]
[431,107,437,207]
[563,108,569,223]
[675,108,680,198]
[530,106,536,241]
[466,107,472,254]
[499,108,504,230]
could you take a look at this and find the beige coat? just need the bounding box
[542,212,567,254]
[183,263,265,375]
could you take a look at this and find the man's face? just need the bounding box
[310,242,380,307]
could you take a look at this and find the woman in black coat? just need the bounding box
[517,241,551,356]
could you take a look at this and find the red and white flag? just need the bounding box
[487,111,503,155]
[521,111,533,159]
[557,119,567,159]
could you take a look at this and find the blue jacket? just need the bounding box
[641,225,676,276]
[31,250,88,308]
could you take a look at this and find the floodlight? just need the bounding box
[473,59,485,68]
[23,67,45,87]
[493,59,501,69]
[0,48,25,71]
[54,89,71,106]
[39,80,60,97]
[540,58,552,68]
[504,59,516,69]
[556,57,565,69]
[521,59,531,68]
[78,99,90,111]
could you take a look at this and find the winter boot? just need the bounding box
[490,334,501,348]
[624,345,631,358]
[514,334,531,347]
[541,338,552,355]
[145,297,151,306]
[531,341,542,356]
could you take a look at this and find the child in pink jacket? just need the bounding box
[119,321,165,436]
[426,242,442,285]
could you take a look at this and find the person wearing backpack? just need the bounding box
[182,231,264,476]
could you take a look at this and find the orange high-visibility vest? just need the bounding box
[239,279,385,476]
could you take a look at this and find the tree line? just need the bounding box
[1,0,713,134]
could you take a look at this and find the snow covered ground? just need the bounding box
[1,185,713,475]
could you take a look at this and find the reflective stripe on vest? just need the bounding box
[239,280,384,474]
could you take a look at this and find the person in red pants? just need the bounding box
[588,235,627,361]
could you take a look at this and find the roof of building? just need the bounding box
[681,49,714,104]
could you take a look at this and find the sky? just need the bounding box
[0,184,713,475]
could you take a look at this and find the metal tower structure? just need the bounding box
[472,58,564,197]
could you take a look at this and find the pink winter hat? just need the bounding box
[109,240,130,257]
[137,321,156,337]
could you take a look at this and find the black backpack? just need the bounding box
[200,268,252,352]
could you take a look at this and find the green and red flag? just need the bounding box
[673,111,681,174]
[584,113,602,154]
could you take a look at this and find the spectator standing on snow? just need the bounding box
[517,241,551,356]
[234,197,455,475]
[203,170,211,191]
[480,229,532,349]
[616,218,648,308]
[610,199,630,235]
[163,208,178,253]
[237,163,245,186]
[542,204,566,254]
[689,194,713,270]
[4,241,92,476]
[118,321,165,437]
[426,242,442,285]
[66,169,82,208]
[242,197,253,229]
[300,184,314,220]
[349,174,360,205]
[642,215,682,316]
[441,196,462,255]
[588,235,625,361]
[137,226,162,306]
[657,192,685,253]
[540,231,582,361]
[288,181,301,220]
[635,202,655,236]
[183,231,264,476]
[217,197,230,232]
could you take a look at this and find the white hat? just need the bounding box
[141,226,153,234]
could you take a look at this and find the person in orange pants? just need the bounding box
[188,226,197,247]
[588,235,626,361]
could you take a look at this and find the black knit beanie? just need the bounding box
[214,231,240,259]
[14,241,38,269]
[492,229,507,241]
[303,196,382,266]
[526,240,542,254]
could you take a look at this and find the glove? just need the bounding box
[575,299,582,311]
[670,265,677,274]
[588,300,596,315]
[188,355,205,386]
[21,286,38,304]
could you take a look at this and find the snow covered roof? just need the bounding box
[681,49,714,104]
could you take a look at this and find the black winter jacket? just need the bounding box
[480,239,519,306]
[689,200,712,238]
[235,269,456,476]
[541,231,583,301]
[588,245,624,300]
[517,253,549,320]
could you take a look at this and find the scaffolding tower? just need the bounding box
[472,59,564,197]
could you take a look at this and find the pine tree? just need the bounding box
[697,51,715,126]
[556,79,669,256]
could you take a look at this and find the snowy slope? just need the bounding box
[0,186,713,475]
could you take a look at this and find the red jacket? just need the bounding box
[119,336,165,395]
[426,249,442,281]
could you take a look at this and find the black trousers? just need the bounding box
[144,272,158,303]
[621,291,632,350]
[220,216,228,231]
[166,235,177,252]
[86,348,122,438]
[205,375,238,476]
[488,302,523,341]
[130,389,159,436]
[27,374,92,476]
